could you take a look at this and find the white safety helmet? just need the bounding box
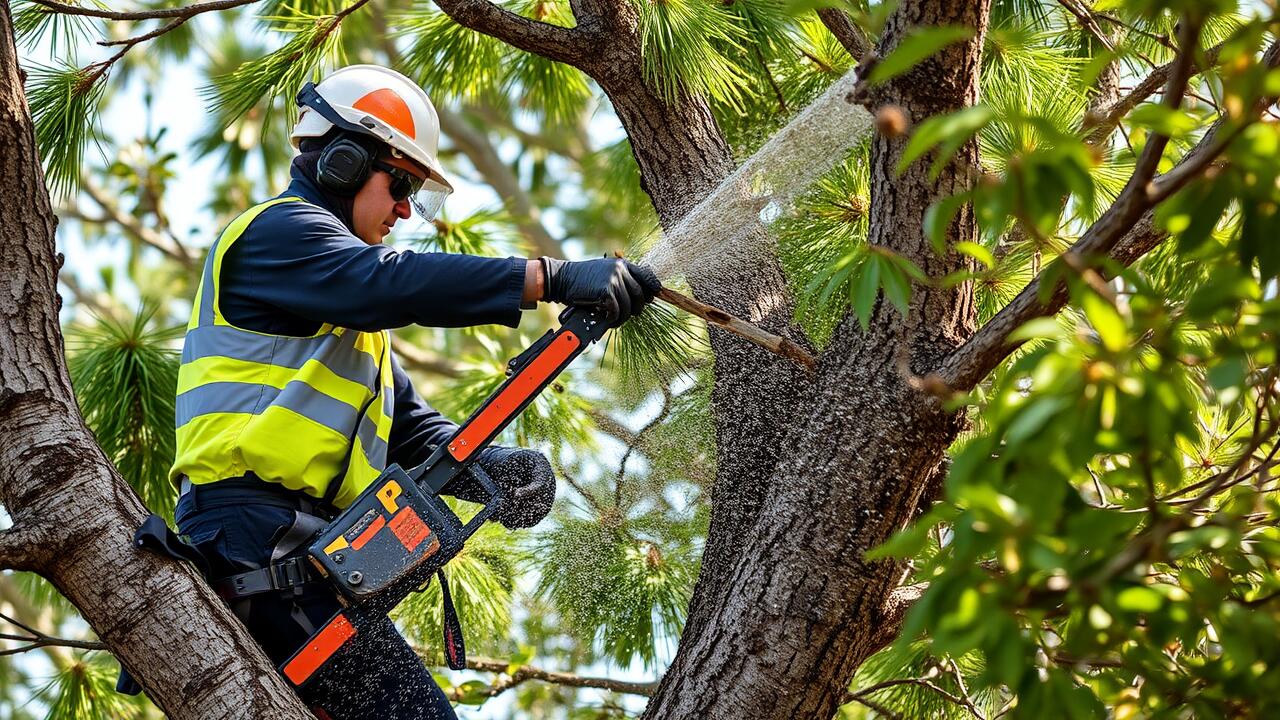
[292,65,454,220]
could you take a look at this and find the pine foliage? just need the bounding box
[201,9,350,139]
[26,60,107,197]
[66,308,182,519]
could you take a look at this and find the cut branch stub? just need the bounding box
[655,287,817,371]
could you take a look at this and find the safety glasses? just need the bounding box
[373,160,450,221]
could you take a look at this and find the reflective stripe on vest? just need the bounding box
[169,197,395,509]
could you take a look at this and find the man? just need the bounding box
[169,65,659,719]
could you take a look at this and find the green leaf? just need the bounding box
[852,254,882,330]
[870,26,975,85]
[1128,103,1200,139]
[955,241,995,269]
[1206,355,1246,391]
[879,260,911,314]
[1080,292,1126,353]
[1114,586,1163,613]
[898,105,994,174]
[924,191,974,255]
[454,680,491,705]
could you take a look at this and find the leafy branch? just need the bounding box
[934,32,1278,392]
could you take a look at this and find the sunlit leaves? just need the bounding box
[67,307,182,519]
[201,10,348,141]
[37,655,142,720]
[396,6,505,103]
[633,0,751,111]
[26,60,107,198]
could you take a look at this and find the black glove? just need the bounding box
[444,446,556,529]
[540,257,662,327]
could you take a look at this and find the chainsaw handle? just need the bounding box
[458,462,504,538]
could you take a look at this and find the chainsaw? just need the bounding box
[280,305,609,688]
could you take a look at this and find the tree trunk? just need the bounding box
[0,8,310,718]
[628,1,989,717]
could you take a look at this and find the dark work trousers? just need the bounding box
[175,488,457,720]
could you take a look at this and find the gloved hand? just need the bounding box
[444,446,557,529]
[540,257,662,327]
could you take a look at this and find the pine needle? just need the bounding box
[395,5,506,103]
[12,0,105,54]
[200,9,350,143]
[634,0,752,111]
[602,298,707,387]
[436,354,596,454]
[25,60,108,199]
[504,0,592,125]
[776,142,871,345]
[37,655,142,720]
[394,513,515,661]
[412,209,513,257]
[67,306,182,520]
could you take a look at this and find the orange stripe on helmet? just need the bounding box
[352,88,416,139]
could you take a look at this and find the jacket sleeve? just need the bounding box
[386,352,460,470]
[229,202,527,331]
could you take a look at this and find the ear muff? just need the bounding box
[316,136,374,195]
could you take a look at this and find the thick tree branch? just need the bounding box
[432,0,593,71]
[0,527,39,571]
[816,8,872,62]
[28,0,257,21]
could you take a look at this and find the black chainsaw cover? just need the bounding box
[307,465,465,611]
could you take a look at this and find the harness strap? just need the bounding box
[213,556,319,600]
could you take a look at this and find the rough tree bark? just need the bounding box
[638,1,987,716]
[0,7,311,718]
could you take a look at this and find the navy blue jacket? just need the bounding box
[218,169,527,469]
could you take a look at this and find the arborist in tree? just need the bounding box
[163,65,660,718]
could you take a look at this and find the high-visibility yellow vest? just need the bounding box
[170,197,395,509]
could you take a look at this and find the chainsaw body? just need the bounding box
[282,306,609,688]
